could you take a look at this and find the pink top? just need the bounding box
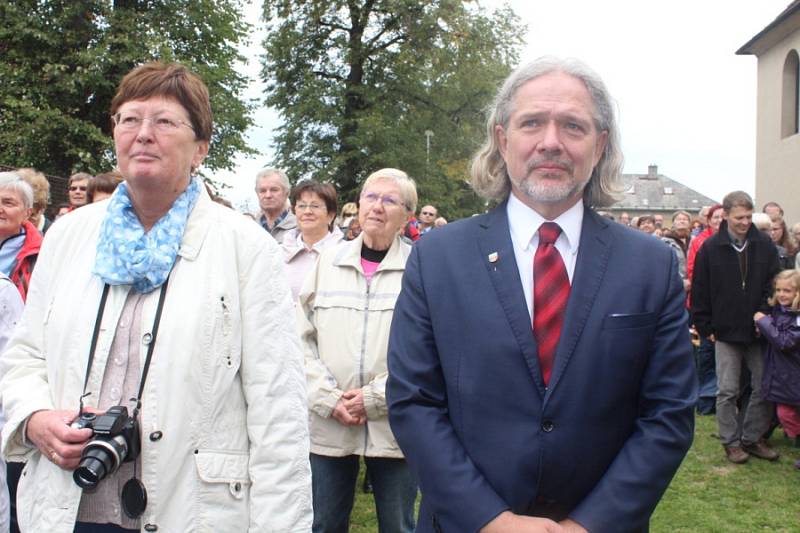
[361,258,381,284]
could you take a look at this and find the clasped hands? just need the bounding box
[480,512,588,533]
[332,388,367,426]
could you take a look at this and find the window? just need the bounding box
[663,187,673,195]
[781,50,800,138]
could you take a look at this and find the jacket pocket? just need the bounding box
[194,449,251,531]
[195,449,251,499]
[602,312,655,330]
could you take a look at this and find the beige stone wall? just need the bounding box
[754,29,800,225]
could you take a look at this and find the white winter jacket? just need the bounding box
[0,188,312,533]
[298,234,410,458]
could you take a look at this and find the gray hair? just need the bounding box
[751,212,771,231]
[255,168,290,191]
[361,168,418,214]
[0,172,34,209]
[470,56,624,207]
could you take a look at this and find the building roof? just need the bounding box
[609,165,718,212]
[737,1,800,55]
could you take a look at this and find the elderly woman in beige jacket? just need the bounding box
[298,168,418,533]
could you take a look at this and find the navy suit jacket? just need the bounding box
[387,204,697,533]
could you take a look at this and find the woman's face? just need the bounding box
[638,220,655,234]
[0,189,29,238]
[708,209,723,232]
[358,179,408,244]
[113,96,208,196]
[672,213,690,231]
[295,191,333,235]
[770,222,784,243]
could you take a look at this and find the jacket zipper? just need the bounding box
[360,277,371,454]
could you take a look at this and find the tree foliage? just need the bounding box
[261,0,525,219]
[0,0,254,178]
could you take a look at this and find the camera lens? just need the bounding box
[73,456,106,489]
[73,437,128,489]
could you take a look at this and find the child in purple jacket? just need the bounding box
[755,269,800,469]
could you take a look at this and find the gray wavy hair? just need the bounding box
[470,56,624,207]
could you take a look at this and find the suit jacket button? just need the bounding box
[542,420,555,433]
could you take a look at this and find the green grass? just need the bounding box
[349,415,800,531]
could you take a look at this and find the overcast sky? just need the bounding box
[219,0,792,211]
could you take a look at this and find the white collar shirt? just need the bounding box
[507,193,583,321]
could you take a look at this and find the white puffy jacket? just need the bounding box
[0,188,312,533]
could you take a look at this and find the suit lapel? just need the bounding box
[476,203,546,395]
[545,207,612,397]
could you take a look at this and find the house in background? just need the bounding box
[737,1,800,224]
[607,165,718,226]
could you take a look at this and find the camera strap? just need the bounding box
[80,277,170,416]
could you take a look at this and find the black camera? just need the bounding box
[72,405,141,490]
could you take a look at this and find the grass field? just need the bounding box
[347,415,800,532]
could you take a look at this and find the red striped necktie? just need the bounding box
[533,222,570,386]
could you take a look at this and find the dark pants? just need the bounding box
[695,337,716,414]
[74,524,138,533]
[7,462,23,533]
[310,453,417,533]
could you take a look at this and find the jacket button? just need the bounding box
[541,420,555,433]
[144,525,158,532]
[149,431,163,441]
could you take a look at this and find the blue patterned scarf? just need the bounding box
[93,177,201,293]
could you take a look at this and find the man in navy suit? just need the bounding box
[387,57,696,533]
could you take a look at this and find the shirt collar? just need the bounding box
[507,193,583,254]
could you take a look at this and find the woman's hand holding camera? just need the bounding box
[27,409,95,470]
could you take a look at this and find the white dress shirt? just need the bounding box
[507,193,583,320]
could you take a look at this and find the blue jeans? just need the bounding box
[310,453,416,533]
[695,337,717,414]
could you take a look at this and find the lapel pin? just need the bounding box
[488,252,499,263]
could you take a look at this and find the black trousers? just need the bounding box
[74,524,139,533]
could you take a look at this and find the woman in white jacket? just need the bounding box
[0,62,312,533]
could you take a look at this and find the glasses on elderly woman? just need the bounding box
[112,112,195,134]
[360,192,403,209]
[69,186,87,192]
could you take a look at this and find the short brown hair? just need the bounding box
[88,171,124,201]
[111,62,213,141]
[722,191,753,212]
[291,180,338,218]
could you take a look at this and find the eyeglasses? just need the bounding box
[112,112,195,134]
[295,203,326,212]
[69,186,87,192]
[421,211,436,216]
[360,192,403,209]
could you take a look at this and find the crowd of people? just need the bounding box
[602,199,800,470]
[0,55,797,533]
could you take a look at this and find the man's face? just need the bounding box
[419,205,437,224]
[496,72,607,216]
[68,179,89,207]
[724,205,753,241]
[654,214,664,228]
[256,174,289,215]
[620,213,630,225]
[764,204,782,219]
